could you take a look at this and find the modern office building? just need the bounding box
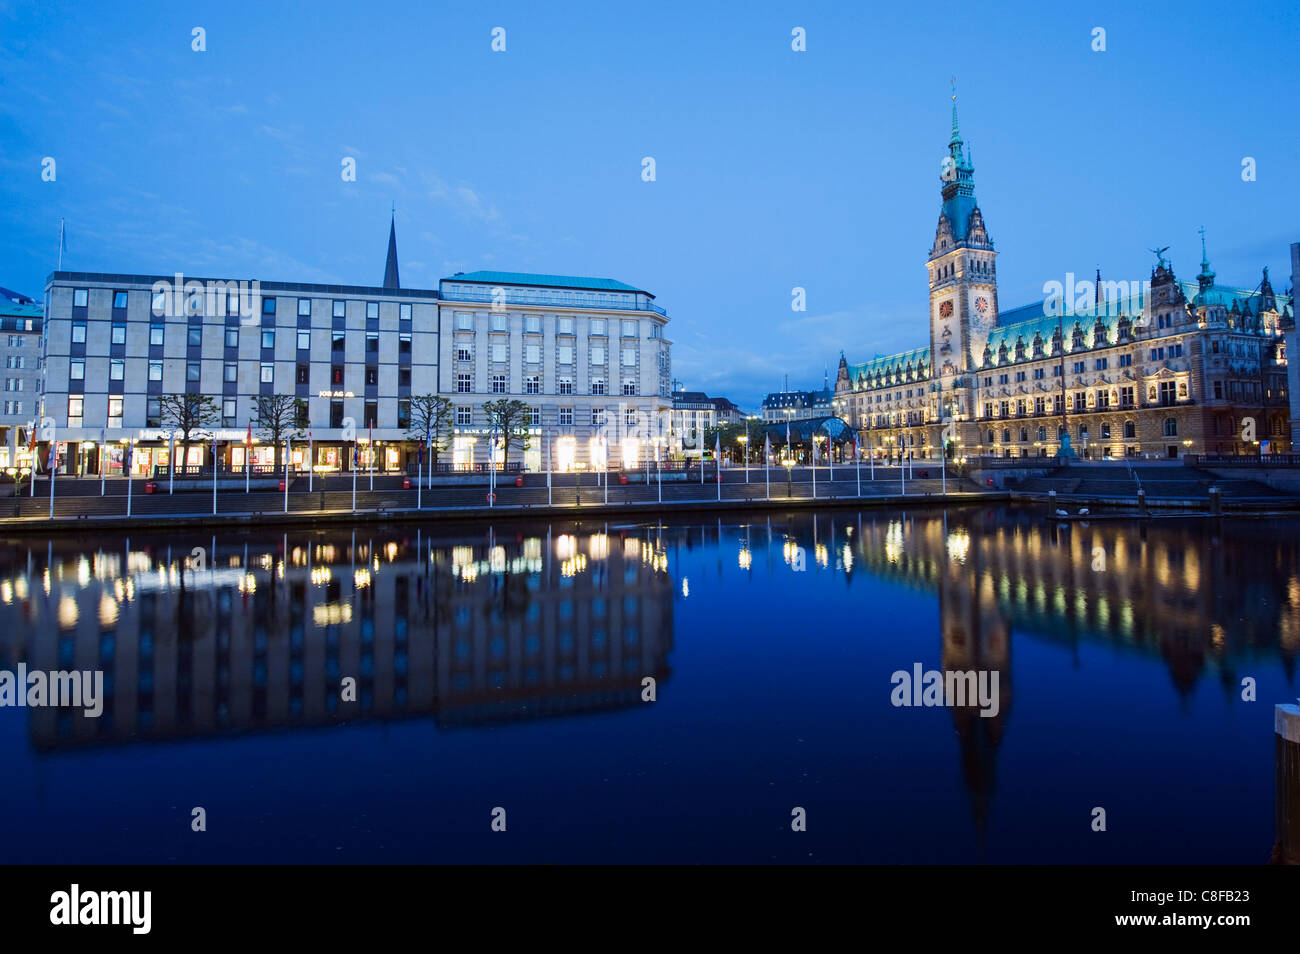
[835,98,1294,460]
[0,287,43,470]
[668,389,749,458]
[39,223,673,474]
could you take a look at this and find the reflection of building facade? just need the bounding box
[836,98,1295,461]
[0,527,673,750]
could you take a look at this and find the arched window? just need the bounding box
[1163,417,1178,437]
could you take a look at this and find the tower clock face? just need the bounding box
[974,297,990,316]
[940,155,956,182]
[939,300,954,318]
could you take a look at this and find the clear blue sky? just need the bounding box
[3,0,1297,408]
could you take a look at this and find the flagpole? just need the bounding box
[168,428,175,494]
[307,430,313,493]
[100,429,106,496]
[352,439,357,512]
[715,434,721,502]
[58,218,65,270]
[48,437,56,519]
[870,434,874,480]
[245,423,251,493]
[546,429,552,507]
[744,418,749,482]
[29,421,36,497]
[212,441,218,515]
[603,436,609,504]
[368,426,374,491]
[856,438,862,497]
[283,437,290,513]
[125,439,133,517]
[812,436,817,499]
[764,436,770,501]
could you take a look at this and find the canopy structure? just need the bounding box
[758,416,856,449]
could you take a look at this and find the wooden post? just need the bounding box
[1274,701,1300,864]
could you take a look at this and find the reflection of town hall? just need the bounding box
[835,98,1294,460]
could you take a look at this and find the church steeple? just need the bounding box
[383,211,400,289]
[935,81,985,251]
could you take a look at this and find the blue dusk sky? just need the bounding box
[2,0,1297,408]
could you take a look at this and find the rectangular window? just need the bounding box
[366,332,379,354]
[68,396,83,426]
[261,330,275,349]
[186,361,201,383]
[262,297,276,316]
[530,406,541,426]
[70,359,85,380]
[400,303,412,322]
[296,364,309,385]
[491,312,506,332]
[591,408,606,426]
[397,399,410,429]
[558,317,574,335]
[225,328,239,348]
[366,302,379,319]
[525,343,540,363]
[625,408,638,428]
[559,378,573,395]
[590,345,605,365]
[364,401,378,427]
[108,397,123,427]
[298,298,312,317]
[73,289,88,307]
[524,315,540,334]
[329,331,346,353]
[457,313,474,331]
[223,398,237,424]
[146,397,161,427]
[1118,353,1132,367]
[398,368,411,387]
[492,342,507,362]
[456,345,473,361]
[457,373,473,393]
[558,407,573,426]
[110,359,124,381]
[456,406,472,426]
[591,378,606,395]
[524,375,540,394]
[148,361,162,382]
[188,327,202,348]
[590,318,606,336]
[149,324,164,346]
[111,323,126,345]
[224,362,237,383]
[398,333,411,354]
[365,367,378,386]
[297,329,311,350]
[330,401,344,428]
[72,322,86,344]
[491,374,507,393]
[623,381,637,396]
[260,363,274,384]
[621,348,636,367]
[621,320,637,338]
[331,365,344,386]
[332,300,346,318]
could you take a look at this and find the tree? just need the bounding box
[253,394,305,472]
[481,399,532,469]
[703,421,755,463]
[158,394,219,472]
[406,394,455,467]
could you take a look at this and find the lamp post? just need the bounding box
[783,456,794,499]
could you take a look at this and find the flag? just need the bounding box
[764,434,771,460]
[368,424,373,466]
[353,439,359,467]
[123,439,132,470]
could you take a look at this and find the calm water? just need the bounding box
[0,505,1294,864]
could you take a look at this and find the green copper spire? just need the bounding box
[1197,226,1216,291]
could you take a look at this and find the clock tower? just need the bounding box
[927,89,997,427]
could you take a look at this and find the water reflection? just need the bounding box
[1,507,1297,775]
[0,524,675,750]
